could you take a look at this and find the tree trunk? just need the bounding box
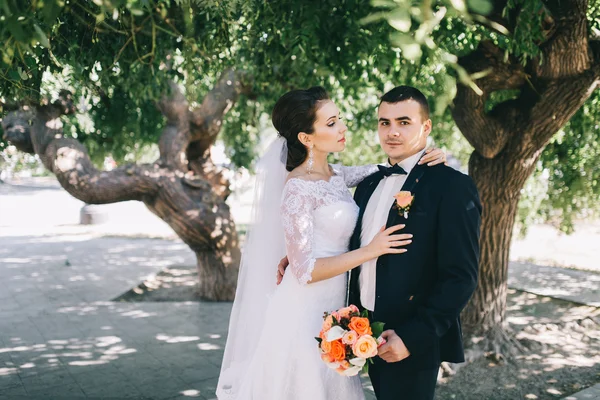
[196,249,240,301]
[144,171,242,301]
[461,152,523,335]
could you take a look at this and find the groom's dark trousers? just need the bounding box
[349,163,482,400]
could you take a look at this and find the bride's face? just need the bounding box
[307,100,347,154]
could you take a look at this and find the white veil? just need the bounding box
[216,136,289,399]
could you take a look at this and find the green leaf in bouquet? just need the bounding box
[362,362,369,374]
[315,337,322,344]
[362,357,376,374]
[371,322,385,338]
[361,309,369,318]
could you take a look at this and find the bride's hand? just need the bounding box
[366,224,412,258]
[276,256,289,285]
[418,147,447,166]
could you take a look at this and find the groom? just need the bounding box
[347,86,481,399]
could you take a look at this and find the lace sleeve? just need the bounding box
[330,164,379,188]
[280,179,317,285]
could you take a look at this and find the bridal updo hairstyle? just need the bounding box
[272,86,330,171]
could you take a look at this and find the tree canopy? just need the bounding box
[1,0,598,231]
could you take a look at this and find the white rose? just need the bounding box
[326,325,346,342]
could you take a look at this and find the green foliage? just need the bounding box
[532,90,600,233]
[0,0,598,232]
[502,0,547,64]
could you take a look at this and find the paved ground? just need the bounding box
[509,262,600,307]
[0,179,598,399]
[564,383,600,399]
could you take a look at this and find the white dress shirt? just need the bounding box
[359,149,425,311]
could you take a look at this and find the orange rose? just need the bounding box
[352,335,378,359]
[394,191,414,208]
[348,317,372,336]
[321,339,332,354]
[329,339,346,362]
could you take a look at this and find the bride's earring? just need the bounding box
[307,144,314,175]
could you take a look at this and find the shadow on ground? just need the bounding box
[436,290,600,400]
[113,266,201,302]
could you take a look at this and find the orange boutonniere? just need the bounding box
[393,191,414,218]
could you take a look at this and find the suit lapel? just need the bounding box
[353,173,385,245]
[385,162,427,228]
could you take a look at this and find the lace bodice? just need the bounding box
[280,164,378,285]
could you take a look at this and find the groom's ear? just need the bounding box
[423,119,432,136]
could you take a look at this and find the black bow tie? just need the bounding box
[377,164,408,177]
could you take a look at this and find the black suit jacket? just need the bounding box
[348,162,481,371]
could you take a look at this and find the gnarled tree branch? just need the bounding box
[155,69,251,174]
[452,41,527,158]
[525,70,600,153]
[157,81,191,171]
[533,0,590,79]
[1,95,159,204]
[189,69,251,155]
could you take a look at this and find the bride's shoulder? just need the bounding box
[285,169,310,182]
[283,172,311,192]
[282,169,328,199]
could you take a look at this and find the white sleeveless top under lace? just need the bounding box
[217,163,377,400]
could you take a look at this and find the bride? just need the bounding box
[216,87,445,400]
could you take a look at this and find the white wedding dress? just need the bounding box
[217,163,377,400]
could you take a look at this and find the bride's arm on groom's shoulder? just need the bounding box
[392,172,481,358]
[333,164,379,188]
[280,180,412,285]
[418,147,448,166]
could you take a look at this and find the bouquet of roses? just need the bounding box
[316,304,386,376]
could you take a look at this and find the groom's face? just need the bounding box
[377,100,431,164]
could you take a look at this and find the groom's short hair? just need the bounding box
[380,86,430,120]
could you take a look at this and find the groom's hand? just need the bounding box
[377,330,410,363]
[276,256,289,285]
